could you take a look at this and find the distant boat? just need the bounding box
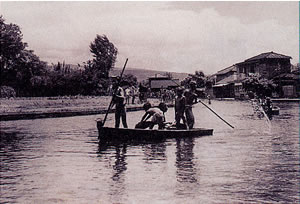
[97,122,213,142]
[272,106,280,115]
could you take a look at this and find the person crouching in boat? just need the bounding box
[112,81,129,128]
[137,102,168,129]
[175,87,187,129]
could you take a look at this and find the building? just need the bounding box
[272,73,298,97]
[235,51,292,80]
[148,74,179,92]
[212,65,238,98]
[212,51,293,98]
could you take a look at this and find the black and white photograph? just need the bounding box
[0,1,299,203]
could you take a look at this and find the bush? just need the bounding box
[0,86,16,98]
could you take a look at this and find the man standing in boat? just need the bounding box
[175,87,187,129]
[184,81,198,129]
[112,81,129,128]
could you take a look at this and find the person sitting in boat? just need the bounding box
[175,87,187,129]
[112,81,130,128]
[184,80,198,129]
[138,102,168,129]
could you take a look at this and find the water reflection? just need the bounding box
[97,142,128,202]
[0,101,299,203]
[175,138,197,183]
[142,142,167,163]
[111,145,127,181]
[0,129,25,153]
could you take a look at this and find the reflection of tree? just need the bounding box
[0,130,25,175]
[142,142,167,163]
[175,138,197,183]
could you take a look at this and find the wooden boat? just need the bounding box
[97,121,213,142]
[272,106,280,115]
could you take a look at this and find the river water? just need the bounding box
[0,100,299,203]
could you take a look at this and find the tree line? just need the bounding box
[1,15,282,99]
[1,16,137,98]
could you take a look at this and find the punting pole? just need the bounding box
[198,100,234,129]
[258,103,272,128]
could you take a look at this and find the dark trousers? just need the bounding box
[175,112,187,129]
[115,107,128,128]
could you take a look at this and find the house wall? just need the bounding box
[216,71,236,82]
[234,84,248,99]
[282,85,296,97]
[236,58,291,80]
[213,84,235,98]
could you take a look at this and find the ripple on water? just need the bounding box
[0,101,299,203]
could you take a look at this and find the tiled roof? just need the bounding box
[217,65,237,75]
[273,73,298,80]
[244,51,292,62]
[150,79,180,89]
[149,73,169,79]
[216,75,236,84]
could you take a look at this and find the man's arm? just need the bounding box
[141,112,150,122]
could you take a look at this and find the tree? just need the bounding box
[0,16,47,96]
[0,86,16,98]
[122,74,138,86]
[0,15,26,71]
[242,74,277,98]
[88,35,118,78]
[181,70,207,88]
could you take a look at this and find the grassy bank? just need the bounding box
[0,96,163,121]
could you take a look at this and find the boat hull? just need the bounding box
[272,107,280,115]
[97,122,213,142]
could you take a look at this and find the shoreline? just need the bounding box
[0,105,148,121]
[0,97,171,121]
[0,97,298,121]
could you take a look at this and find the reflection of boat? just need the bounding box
[97,122,213,142]
[272,106,280,115]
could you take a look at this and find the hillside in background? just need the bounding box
[48,64,190,82]
[110,67,190,82]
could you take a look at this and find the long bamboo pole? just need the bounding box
[198,100,234,129]
[100,58,128,127]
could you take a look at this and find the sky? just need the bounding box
[1,1,299,74]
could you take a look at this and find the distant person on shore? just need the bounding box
[125,87,131,105]
[131,85,137,104]
[138,84,148,103]
[207,94,211,105]
[184,81,198,129]
[136,102,168,129]
[112,81,129,128]
[175,87,187,129]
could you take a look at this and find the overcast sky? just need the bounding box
[1,1,299,74]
